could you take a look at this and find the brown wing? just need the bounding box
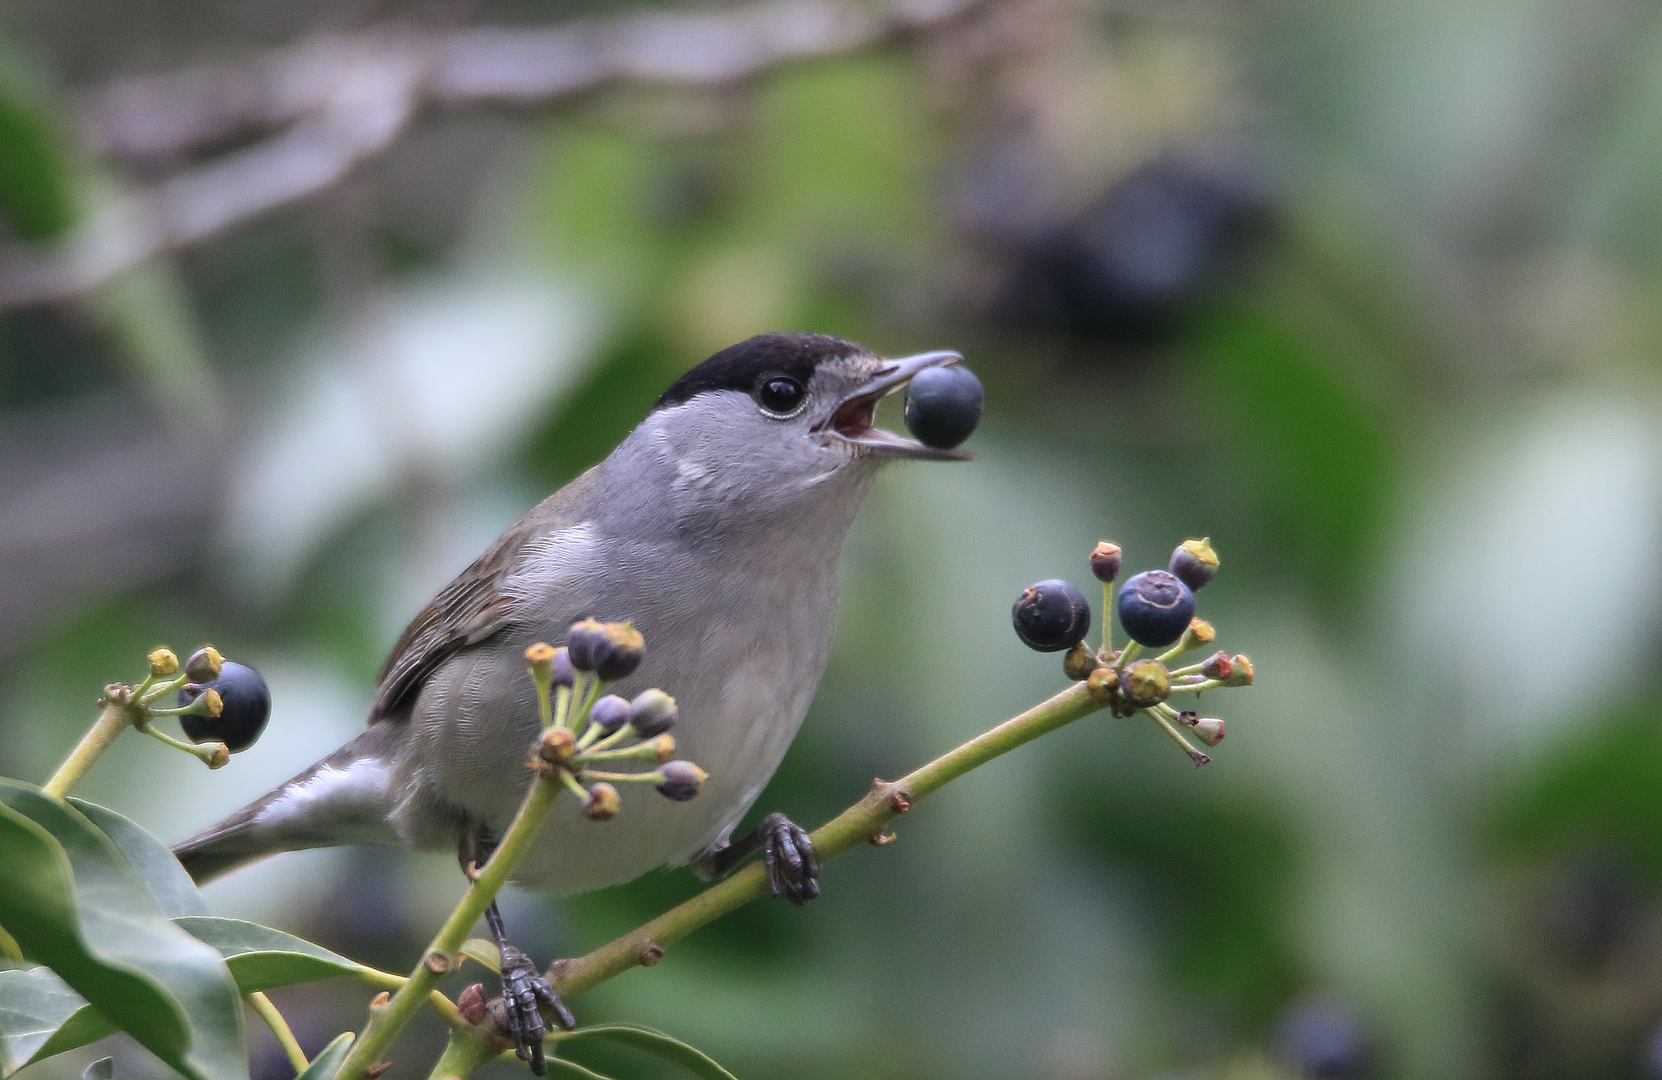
[370,470,598,721]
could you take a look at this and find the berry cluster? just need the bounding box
[524,620,707,817]
[1012,537,1252,765]
[99,644,273,768]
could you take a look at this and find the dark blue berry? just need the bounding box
[566,619,644,681]
[1115,570,1195,647]
[1012,579,1091,652]
[628,689,677,737]
[1168,538,1218,590]
[588,694,631,734]
[656,761,707,802]
[904,365,983,450]
[179,660,271,752]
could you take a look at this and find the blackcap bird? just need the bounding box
[171,332,971,1069]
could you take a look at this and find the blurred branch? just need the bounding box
[0,0,988,309]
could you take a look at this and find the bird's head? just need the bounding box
[605,333,972,539]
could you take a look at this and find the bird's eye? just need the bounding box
[757,377,806,416]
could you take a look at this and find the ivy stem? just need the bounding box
[551,681,1106,1001]
[247,991,309,1073]
[423,1026,501,1080]
[333,766,562,1079]
[42,702,135,799]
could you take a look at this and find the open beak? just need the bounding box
[818,350,973,461]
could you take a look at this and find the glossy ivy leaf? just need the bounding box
[554,1024,738,1080]
[459,938,501,973]
[295,1032,354,1080]
[0,916,367,1073]
[175,917,368,991]
[0,781,246,1080]
[68,800,206,919]
[0,965,113,1077]
[81,1057,113,1080]
[550,1059,612,1079]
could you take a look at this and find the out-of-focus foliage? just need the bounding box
[6,0,1662,1078]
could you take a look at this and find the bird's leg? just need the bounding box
[692,812,820,905]
[462,833,573,1075]
[484,900,573,1074]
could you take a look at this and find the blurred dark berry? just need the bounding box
[567,619,645,681]
[1013,579,1092,652]
[1169,537,1219,590]
[1088,541,1122,583]
[1275,1001,1371,1080]
[179,660,270,752]
[989,151,1270,342]
[1116,570,1196,647]
[588,694,631,735]
[904,365,983,450]
[1644,1018,1662,1078]
[629,689,677,737]
[656,761,707,802]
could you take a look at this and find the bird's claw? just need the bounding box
[759,812,819,905]
[497,944,573,1075]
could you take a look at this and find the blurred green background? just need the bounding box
[4,0,1662,1077]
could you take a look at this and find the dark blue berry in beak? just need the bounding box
[903,364,984,450]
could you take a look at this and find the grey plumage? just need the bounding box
[173,333,966,894]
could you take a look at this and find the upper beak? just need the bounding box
[818,350,972,461]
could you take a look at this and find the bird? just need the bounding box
[171,332,972,1071]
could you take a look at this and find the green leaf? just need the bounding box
[0,966,112,1076]
[0,780,246,1080]
[458,938,500,973]
[295,1032,354,1080]
[0,31,75,240]
[554,1024,738,1080]
[0,915,369,1072]
[175,916,368,991]
[550,1059,614,1079]
[68,799,207,918]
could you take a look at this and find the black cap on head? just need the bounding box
[654,332,864,411]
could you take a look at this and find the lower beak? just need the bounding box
[820,350,972,461]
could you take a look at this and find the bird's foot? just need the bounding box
[758,812,819,905]
[692,812,820,903]
[496,943,574,1076]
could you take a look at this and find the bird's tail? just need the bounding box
[172,725,403,884]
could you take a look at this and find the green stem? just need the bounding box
[424,1026,501,1080]
[551,681,1105,1000]
[1101,582,1113,654]
[1113,642,1140,673]
[1147,708,1207,763]
[333,771,563,1079]
[248,991,309,1073]
[135,722,224,766]
[42,702,134,799]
